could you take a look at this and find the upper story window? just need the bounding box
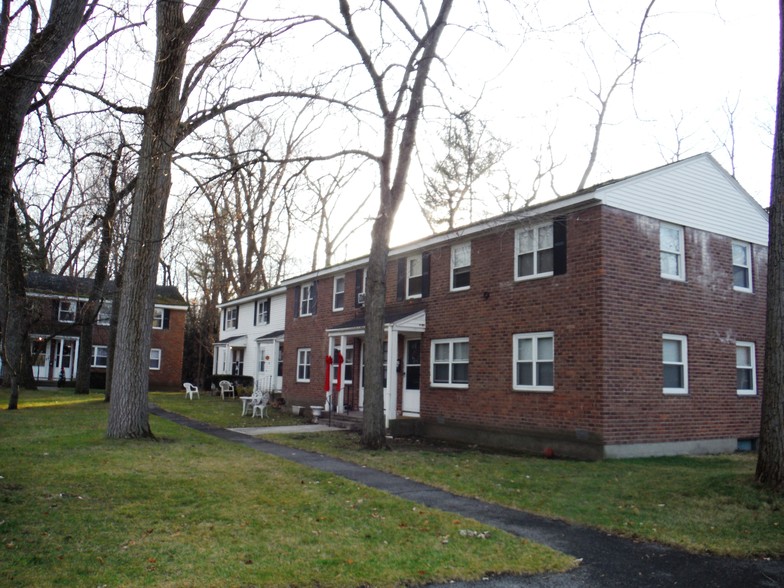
[660,223,685,281]
[355,268,367,307]
[515,224,553,280]
[451,242,471,291]
[333,275,345,311]
[58,300,77,323]
[513,332,554,392]
[96,302,112,326]
[224,306,238,330]
[732,241,752,292]
[431,338,469,388]
[300,283,315,316]
[407,255,423,298]
[152,308,170,329]
[736,342,757,395]
[662,334,688,394]
[256,298,270,325]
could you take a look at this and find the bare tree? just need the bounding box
[756,0,784,493]
[0,0,98,409]
[418,110,509,232]
[320,0,455,449]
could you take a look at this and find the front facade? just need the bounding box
[26,272,188,390]
[282,154,768,459]
[214,286,286,392]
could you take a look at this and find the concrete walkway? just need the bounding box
[151,406,784,588]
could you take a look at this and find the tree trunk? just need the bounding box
[756,0,784,492]
[106,0,218,438]
[2,205,29,409]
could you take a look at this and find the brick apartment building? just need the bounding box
[280,154,768,459]
[25,272,188,390]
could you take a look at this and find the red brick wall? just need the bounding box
[283,204,766,449]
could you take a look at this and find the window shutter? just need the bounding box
[163,308,170,329]
[311,282,318,314]
[355,269,364,307]
[293,286,300,318]
[553,217,567,276]
[223,308,227,330]
[396,258,406,300]
[253,301,257,326]
[421,252,431,298]
[52,299,60,320]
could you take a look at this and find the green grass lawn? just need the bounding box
[268,431,784,559]
[0,389,574,587]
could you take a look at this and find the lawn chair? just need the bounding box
[183,382,199,400]
[252,390,271,419]
[218,380,235,400]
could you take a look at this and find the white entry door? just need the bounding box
[257,343,274,391]
[54,339,76,380]
[31,340,50,380]
[402,339,421,416]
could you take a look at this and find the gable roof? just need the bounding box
[25,272,188,308]
[284,153,768,286]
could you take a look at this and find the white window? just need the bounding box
[149,348,162,371]
[515,223,553,280]
[732,241,752,292]
[660,223,685,281]
[152,307,165,329]
[407,256,423,298]
[91,345,108,368]
[736,342,756,395]
[58,300,77,323]
[662,335,688,394]
[431,338,469,388]
[297,348,311,382]
[96,303,112,326]
[224,306,238,329]
[333,275,345,311]
[300,284,314,316]
[451,242,471,291]
[257,299,270,324]
[513,332,554,391]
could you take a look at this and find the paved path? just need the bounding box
[151,406,784,588]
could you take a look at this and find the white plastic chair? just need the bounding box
[252,390,271,418]
[218,380,235,400]
[183,382,199,400]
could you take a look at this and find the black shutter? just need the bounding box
[253,301,257,326]
[553,217,567,276]
[355,268,364,307]
[421,252,431,298]
[396,258,406,300]
[293,286,300,318]
[163,308,170,329]
[223,308,227,329]
[311,282,318,314]
[52,299,60,320]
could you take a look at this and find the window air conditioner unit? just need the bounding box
[357,292,366,305]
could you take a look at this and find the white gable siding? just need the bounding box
[596,154,768,245]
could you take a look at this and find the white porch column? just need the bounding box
[384,324,398,426]
[72,340,80,380]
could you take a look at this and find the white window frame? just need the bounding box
[514,223,554,281]
[58,300,77,323]
[257,299,270,325]
[300,284,314,317]
[296,348,311,382]
[430,338,469,389]
[660,223,685,281]
[152,307,165,329]
[96,302,112,326]
[91,345,108,368]
[149,348,162,371]
[451,242,471,291]
[736,341,757,396]
[407,255,423,299]
[225,306,238,330]
[333,275,345,311]
[512,332,555,392]
[732,241,753,293]
[662,334,688,394]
